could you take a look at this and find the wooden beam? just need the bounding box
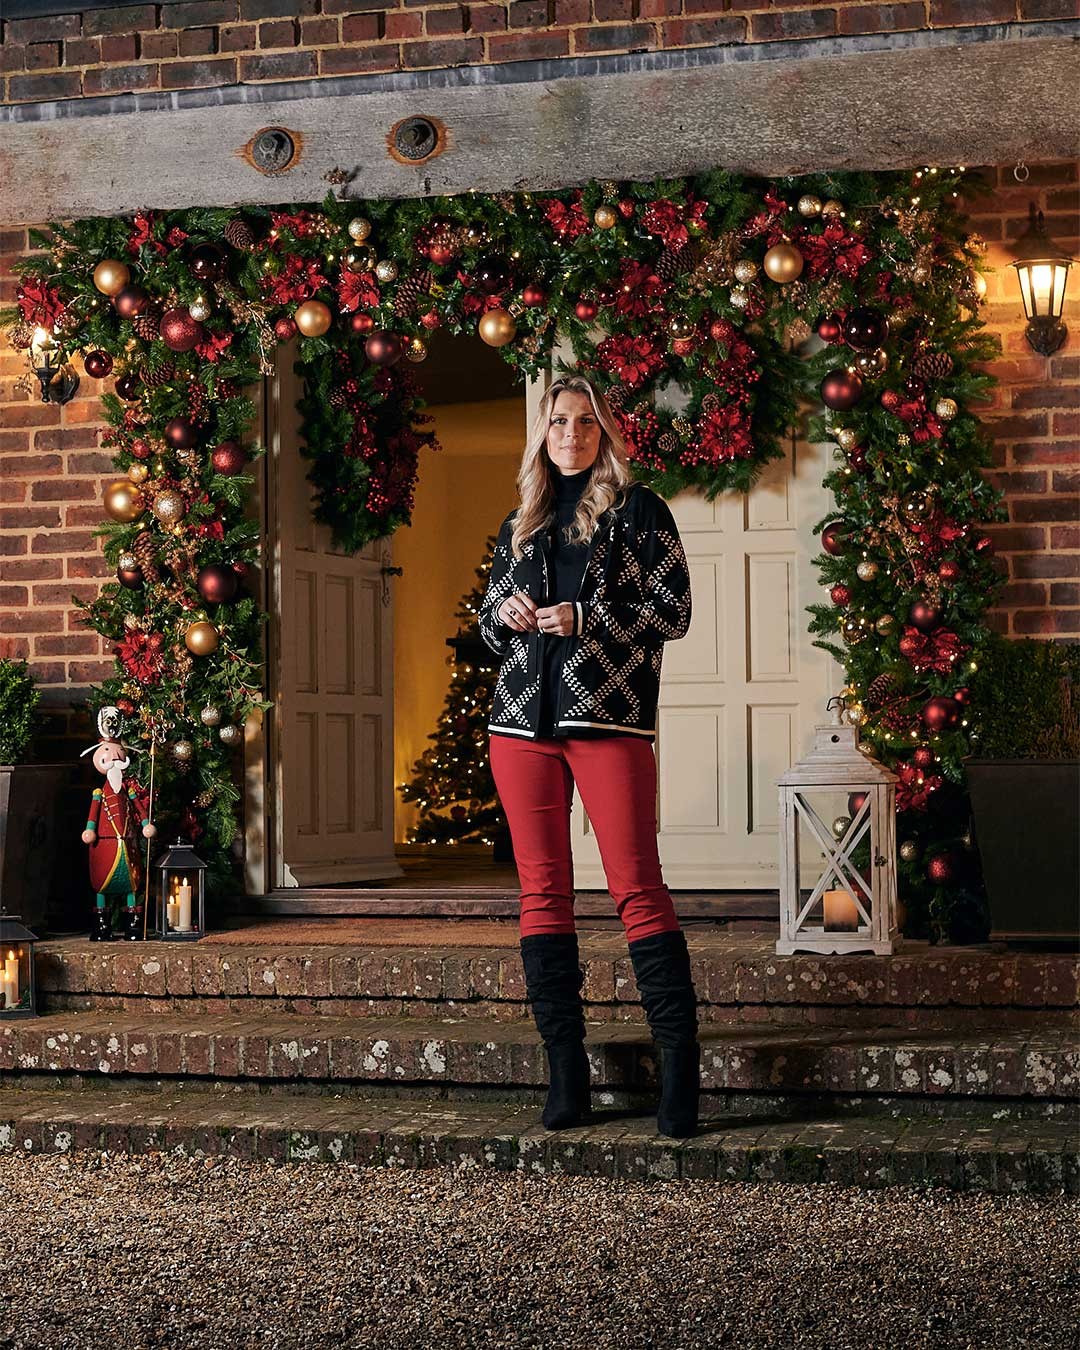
[0,24,1077,224]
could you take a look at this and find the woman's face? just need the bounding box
[546,389,602,476]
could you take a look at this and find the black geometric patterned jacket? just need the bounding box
[478,481,692,741]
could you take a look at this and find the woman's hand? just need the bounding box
[498,592,539,632]
[534,603,575,637]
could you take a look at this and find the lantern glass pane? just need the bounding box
[1,944,30,1013]
[1051,261,1069,317]
[1016,265,1034,319]
[1029,263,1055,316]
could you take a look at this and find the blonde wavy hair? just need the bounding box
[510,374,634,559]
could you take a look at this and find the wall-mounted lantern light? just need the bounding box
[30,327,80,404]
[1011,204,1073,357]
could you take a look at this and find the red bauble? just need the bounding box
[522,284,547,308]
[84,350,113,379]
[189,243,225,282]
[830,584,852,607]
[574,299,598,323]
[349,312,375,334]
[160,307,204,353]
[420,310,441,330]
[842,306,889,351]
[848,448,868,472]
[211,440,247,476]
[114,286,150,319]
[898,632,921,660]
[617,199,635,219]
[427,240,456,267]
[164,416,197,450]
[926,852,958,884]
[274,317,297,341]
[365,331,401,365]
[847,790,868,817]
[130,437,152,460]
[115,370,142,400]
[953,686,971,705]
[880,388,901,411]
[816,313,844,344]
[671,337,695,357]
[922,696,959,732]
[908,601,940,632]
[197,563,239,604]
[912,746,934,769]
[821,521,848,556]
[821,368,864,410]
[938,559,962,583]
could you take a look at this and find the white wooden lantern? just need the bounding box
[777,702,900,956]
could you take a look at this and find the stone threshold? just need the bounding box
[2,1088,1075,1196]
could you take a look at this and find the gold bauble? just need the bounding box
[841,614,870,645]
[104,479,144,523]
[899,840,919,863]
[294,300,333,338]
[733,259,758,284]
[218,723,242,747]
[348,217,372,242]
[593,206,618,230]
[152,489,185,524]
[127,463,150,485]
[935,397,958,421]
[93,259,130,296]
[797,195,822,218]
[855,349,888,378]
[405,337,428,363]
[729,285,749,309]
[832,815,851,838]
[118,552,138,571]
[374,259,398,284]
[836,428,859,451]
[762,243,804,284]
[184,620,219,656]
[188,295,212,323]
[345,247,376,273]
[478,308,516,348]
[856,559,879,582]
[171,739,194,763]
[875,614,897,637]
[821,199,844,217]
[667,314,695,341]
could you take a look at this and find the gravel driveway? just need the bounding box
[1,1152,1075,1350]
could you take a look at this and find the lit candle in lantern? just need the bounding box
[2,949,19,1010]
[823,889,860,932]
[177,876,193,932]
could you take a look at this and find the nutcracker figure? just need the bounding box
[80,707,156,942]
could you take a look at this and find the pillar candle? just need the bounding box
[2,950,19,1010]
[177,876,193,932]
[823,888,860,932]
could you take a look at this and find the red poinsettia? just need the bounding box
[165,225,189,248]
[898,624,968,674]
[895,761,942,813]
[116,632,165,686]
[268,210,320,240]
[128,210,167,257]
[195,329,234,363]
[261,255,328,306]
[603,260,668,319]
[337,269,380,314]
[16,278,66,330]
[542,195,589,241]
[686,400,755,466]
[596,333,665,389]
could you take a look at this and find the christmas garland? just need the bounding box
[2,169,1003,936]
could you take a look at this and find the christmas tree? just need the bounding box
[399,538,506,847]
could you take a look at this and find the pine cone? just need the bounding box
[329,388,348,409]
[142,361,175,388]
[605,384,629,410]
[132,530,161,584]
[133,313,160,342]
[865,671,900,710]
[393,269,432,317]
[225,218,255,251]
[700,393,721,416]
[657,432,679,457]
[912,350,954,382]
[655,245,694,282]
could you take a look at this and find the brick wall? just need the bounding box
[0,1,1076,103]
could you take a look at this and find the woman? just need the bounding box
[478,374,700,1138]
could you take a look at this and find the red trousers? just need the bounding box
[488,734,681,943]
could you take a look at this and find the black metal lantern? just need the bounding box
[29,327,80,404]
[155,840,207,941]
[1010,204,1074,356]
[0,916,38,1018]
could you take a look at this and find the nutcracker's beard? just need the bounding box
[105,757,129,794]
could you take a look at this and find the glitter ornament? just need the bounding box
[856,560,879,582]
[348,217,372,242]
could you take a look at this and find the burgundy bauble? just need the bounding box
[880,388,901,412]
[817,313,844,344]
[130,437,152,460]
[912,746,934,769]
[953,686,971,705]
[821,367,864,411]
[618,199,635,219]
[160,307,204,353]
[164,416,197,450]
[842,306,889,351]
[364,331,401,366]
[898,632,922,660]
[821,521,848,557]
[197,563,239,604]
[117,565,142,590]
[522,284,547,308]
[475,255,511,295]
[349,312,375,335]
[574,299,598,323]
[274,316,297,341]
[938,559,962,583]
[830,584,852,607]
[926,852,958,885]
[114,285,150,320]
[84,349,113,379]
[231,560,253,584]
[908,601,940,632]
[189,243,225,282]
[847,790,868,817]
[211,440,247,476]
[427,239,455,267]
[922,696,959,732]
[116,370,142,400]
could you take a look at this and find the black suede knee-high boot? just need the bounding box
[627,929,700,1138]
[519,933,592,1130]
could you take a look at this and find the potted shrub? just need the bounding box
[965,636,1080,943]
[0,660,67,931]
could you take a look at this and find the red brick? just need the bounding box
[931,0,1023,21]
[554,0,590,19]
[258,18,299,46]
[82,6,159,35]
[83,64,160,96]
[5,15,81,43]
[426,6,468,34]
[401,37,484,66]
[573,21,656,51]
[299,17,340,43]
[488,30,570,59]
[62,37,103,65]
[239,0,318,17]
[751,9,837,41]
[838,2,926,34]
[1,454,63,475]
[0,559,62,581]
[217,26,256,52]
[0,506,60,529]
[7,71,83,101]
[67,556,111,578]
[0,586,28,606]
[1,609,64,633]
[1021,0,1080,14]
[0,44,26,74]
[1012,496,1080,523]
[161,0,237,26]
[1014,609,1080,634]
[341,12,383,40]
[179,28,219,57]
[1012,553,1079,579]
[1054,413,1080,436]
[985,525,1047,551]
[1050,526,1080,549]
[31,530,97,553]
[159,58,237,88]
[31,480,94,502]
[100,34,139,62]
[593,0,634,19]
[467,3,509,31]
[320,0,390,11]
[663,16,745,45]
[1013,385,1080,410]
[239,51,316,80]
[25,43,62,72]
[998,581,1047,607]
[0,538,27,558]
[69,660,117,682]
[385,12,424,37]
[506,0,551,26]
[32,583,98,605]
[1012,440,1080,465]
[985,412,1049,439]
[1051,582,1080,606]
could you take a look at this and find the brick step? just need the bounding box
[2,1086,1075,1195]
[33,938,1080,1024]
[7,1011,1077,1103]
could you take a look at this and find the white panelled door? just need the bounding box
[267,343,401,886]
